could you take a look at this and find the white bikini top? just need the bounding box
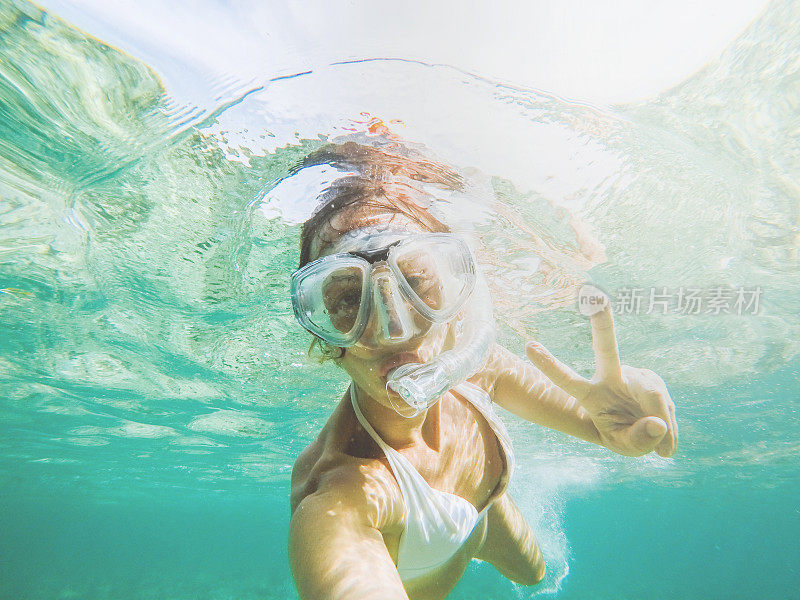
[350,382,515,581]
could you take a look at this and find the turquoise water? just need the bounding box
[1,1,798,598]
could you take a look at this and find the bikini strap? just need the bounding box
[349,385,415,506]
[349,385,398,457]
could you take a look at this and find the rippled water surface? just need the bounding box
[1,1,798,598]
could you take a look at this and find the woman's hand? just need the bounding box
[525,305,678,458]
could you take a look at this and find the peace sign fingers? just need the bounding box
[590,304,624,387]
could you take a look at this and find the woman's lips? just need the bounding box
[379,352,422,378]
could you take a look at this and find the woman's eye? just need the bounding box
[323,282,362,314]
[407,275,434,292]
[337,291,361,308]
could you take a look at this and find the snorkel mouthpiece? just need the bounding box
[387,362,450,410]
[386,272,495,416]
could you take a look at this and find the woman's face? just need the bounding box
[313,214,455,406]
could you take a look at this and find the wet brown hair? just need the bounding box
[296,140,464,267]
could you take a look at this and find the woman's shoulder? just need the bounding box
[290,448,404,533]
[289,397,405,529]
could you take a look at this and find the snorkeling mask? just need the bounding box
[291,227,495,417]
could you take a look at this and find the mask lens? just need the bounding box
[321,266,365,334]
[394,238,474,318]
[292,257,368,345]
[396,248,445,310]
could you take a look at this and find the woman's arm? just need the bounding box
[487,343,601,445]
[289,471,409,600]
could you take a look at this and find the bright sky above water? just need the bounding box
[42,0,768,107]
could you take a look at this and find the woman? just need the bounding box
[287,140,678,600]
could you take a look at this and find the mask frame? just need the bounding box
[290,233,477,348]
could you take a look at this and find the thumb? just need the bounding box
[625,416,668,455]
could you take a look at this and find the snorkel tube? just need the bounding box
[387,270,495,415]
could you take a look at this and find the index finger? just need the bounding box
[526,342,593,402]
[591,304,623,385]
